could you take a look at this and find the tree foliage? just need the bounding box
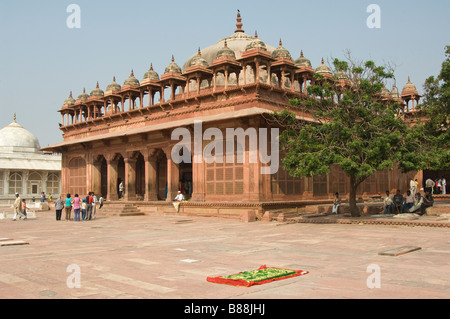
[271,54,421,217]
[418,45,450,170]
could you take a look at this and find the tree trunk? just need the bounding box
[349,176,361,217]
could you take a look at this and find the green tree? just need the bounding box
[419,45,450,170]
[272,56,420,217]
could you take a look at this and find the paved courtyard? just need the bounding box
[0,210,449,300]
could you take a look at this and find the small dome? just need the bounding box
[63,91,75,106]
[402,77,418,96]
[123,70,140,86]
[295,51,312,68]
[245,31,268,51]
[106,76,121,92]
[189,49,209,67]
[77,88,89,102]
[0,115,41,153]
[271,39,293,60]
[391,86,401,99]
[215,39,236,59]
[143,64,160,81]
[165,56,182,74]
[315,58,332,75]
[90,82,104,97]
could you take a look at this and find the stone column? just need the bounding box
[107,157,119,200]
[124,156,137,201]
[145,150,158,201]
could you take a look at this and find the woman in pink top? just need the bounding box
[72,194,81,221]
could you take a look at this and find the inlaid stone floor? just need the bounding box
[0,211,449,299]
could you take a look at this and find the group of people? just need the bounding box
[54,192,104,221]
[383,188,433,216]
[12,193,30,221]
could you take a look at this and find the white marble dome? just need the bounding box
[0,118,41,153]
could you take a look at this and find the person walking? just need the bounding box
[64,193,73,221]
[21,199,29,219]
[55,196,64,220]
[73,194,81,221]
[12,193,26,221]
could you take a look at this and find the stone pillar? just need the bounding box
[145,150,158,201]
[124,156,137,201]
[107,158,119,201]
[93,160,102,197]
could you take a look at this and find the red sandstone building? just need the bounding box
[43,13,429,217]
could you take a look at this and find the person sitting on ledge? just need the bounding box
[418,189,434,216]
[174,191,185,202]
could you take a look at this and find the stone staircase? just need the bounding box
[97,202,145,217]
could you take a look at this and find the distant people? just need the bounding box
[425,178,435,194]
[383,190,394,214]
[81,198,87,220]
[174,191,185,202]
[99,196,104,209]
[403,190,414,213]
[48,193,52,201]
[64,193,73,221]
[85,192,94,220]
[40,192,46,203]
[73,194,81,221]
[410,179,417,196]
[119,182,124,199]
[332,192,341,214]
[21,199,29,220]
[418,190,434,216]
[13,193,26,221]
[54,196,64,221]
[392,190,404,214]
[442,177,447,195]
[409,192,424,214]
[92,194,97,219]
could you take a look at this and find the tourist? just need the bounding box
[40,192,46,203]
[12,193,26,221]
[442,177,447,194]
[85,192,93,220]
[92,193,97,219]
[54,196,64,220]
[425,178,435,194]
[99,196,104,209]
[332,192,341,214]
[21,199,29,220]
[383,190,394,214]
[81,198,87,220]
[393,190,404,214]
[64,193,73,221]
[73,194,81,221]
[403,190,414,213]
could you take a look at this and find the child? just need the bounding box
[21,199,28,220]
[81,198,87,221]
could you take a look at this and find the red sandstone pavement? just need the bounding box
[0,210,449,301]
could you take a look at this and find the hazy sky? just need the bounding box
[0,0,449,148]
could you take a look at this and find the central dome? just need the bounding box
[182,13,276,72]
[0,116,41,153]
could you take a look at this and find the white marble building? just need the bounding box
[0,115,61,204]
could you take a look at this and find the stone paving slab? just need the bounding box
[0,211,449,301]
